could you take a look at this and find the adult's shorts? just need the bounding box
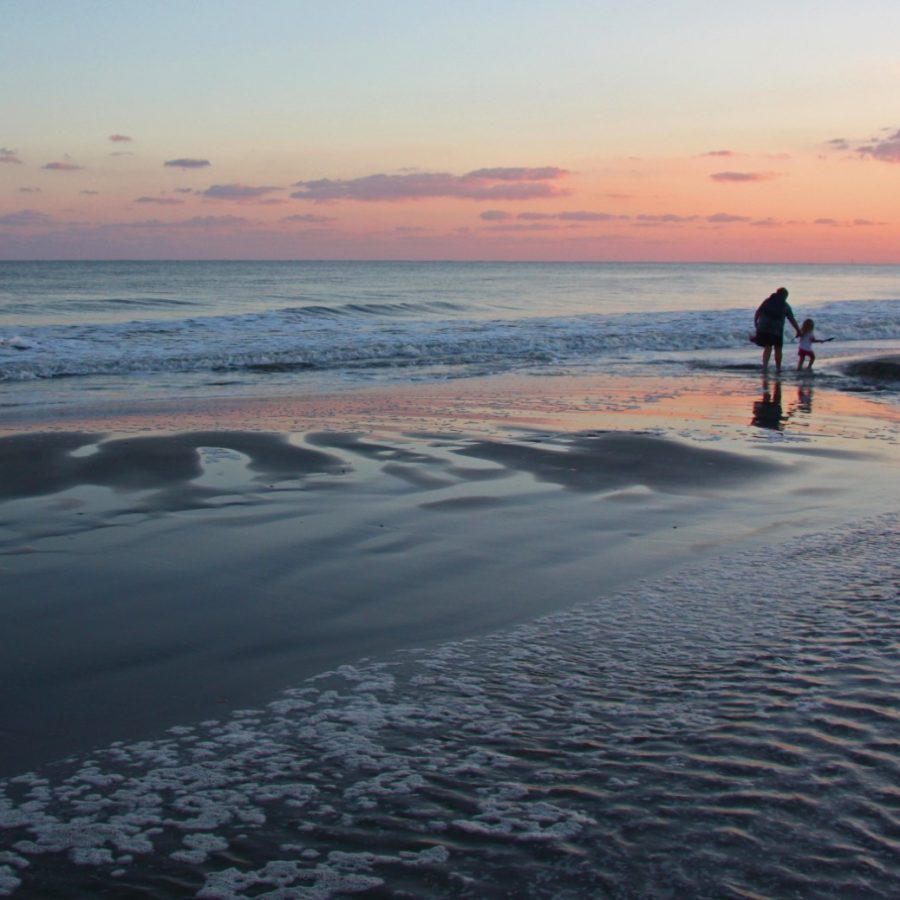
[753,331,782,348]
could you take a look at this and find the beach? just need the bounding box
[2,355,900,896]
[2,261,900,896]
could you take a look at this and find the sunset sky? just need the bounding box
[2,0,899,262]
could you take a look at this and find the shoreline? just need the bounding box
[1,365,899,775]
[1,360,900,896]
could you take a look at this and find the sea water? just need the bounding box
[2,261,900,411]
[2,262,900,897]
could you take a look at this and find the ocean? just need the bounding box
[3,261,900,412]
[1,262,900,898]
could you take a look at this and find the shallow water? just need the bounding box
[3,261,899,409]
[1,513,898,898]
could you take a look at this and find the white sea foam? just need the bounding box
[1,512,898,897]
[2,299,899,385]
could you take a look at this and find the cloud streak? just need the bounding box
[814,217,887,227]
[707,212,752,223]
[858,128,900,163]
[483,210,627,224]
[291,167,570,203]
[201,184,281,201]
[0,209,55,227]
[709,171,777,183]
[281,213,337,225]
[43,161,84,171]
[635,214,699,224]
[164,158,211,169]
[1,148,23,165]
[109,134,133,143]
[135,196,185,205]
[122,215,251,229]
[481,210,771,229]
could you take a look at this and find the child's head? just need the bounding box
[800,318,815,335]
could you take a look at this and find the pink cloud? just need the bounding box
[710,171,777,183]
[123,215,251,229]
[559,211,625,222]
[814,217,886,228]
[0,209,54,227]
[466,167,568,181]
[109,134,133,143]
[201,183,281,201]
[164,158,211,169]
[701,150,735,157]
[707,212,751,223]
[482,222,557,232]
[281,213,337,225]
[858,128,900,163]
[482,209,627,225]
[174,215,252,228]
[42,161,84,171]
[135,196,185,205]
[291,167,570,203]
[1,148,23,164]
[635,213,699,224]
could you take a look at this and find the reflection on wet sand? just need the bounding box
[794,382,814,415]
[751,377,786,430]
[751,376,820,432]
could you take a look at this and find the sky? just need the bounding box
[2,0,900,262]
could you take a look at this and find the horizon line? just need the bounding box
[0,258,891,266]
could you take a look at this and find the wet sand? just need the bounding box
[1,368,899,776]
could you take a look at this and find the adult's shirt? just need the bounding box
[756,294,794,336]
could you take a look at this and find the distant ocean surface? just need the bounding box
[2,261,900,409]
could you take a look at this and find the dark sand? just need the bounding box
[1,369,898,775]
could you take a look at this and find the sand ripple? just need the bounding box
[1,514,898,898]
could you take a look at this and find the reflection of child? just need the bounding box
[797,318,826,371]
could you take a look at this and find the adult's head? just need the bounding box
[775,287,789,299]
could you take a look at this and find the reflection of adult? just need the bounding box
[751,377,784,430]
[754,287,800,372]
